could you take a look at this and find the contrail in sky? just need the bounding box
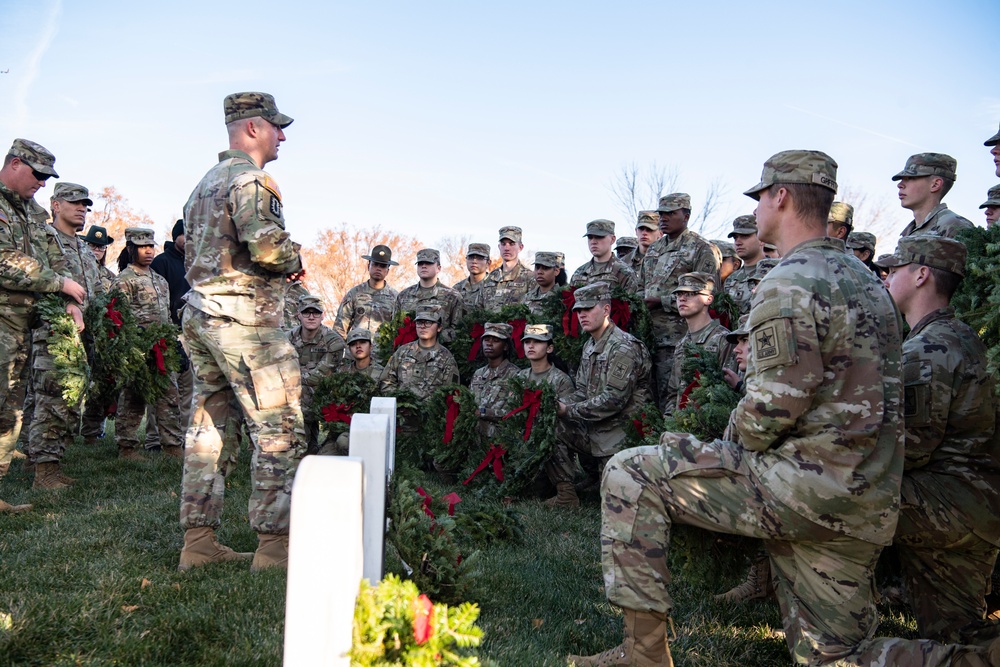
[14,0,62,126]
[784,104,920,149]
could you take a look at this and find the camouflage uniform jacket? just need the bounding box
[736,237,904,546]
[641,229,720,347]
[337,358,385,382]
[0,181,67,328]
[902,306,1000,545]
[395,281,464,345]
[334,281,399,340]
[566,323,652,457]
[522,284,560,317]
[98,265,116,293]
[664,318,735,414]
[289,324,346,389]
[470,359,519,421]
[182,149,302,328]
[570,257,639,293]
[112,266,170,327]
[482,262,532,311]
[899,203,975,239]
[379,341,460,400]
[623,248,648,285]
[723,261,760,317]
[518,365,575,399]
[52,227,105,308]
[282,281,311,330]
[452,276,488,312]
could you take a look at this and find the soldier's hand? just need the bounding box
[66,303,85,332]
[61,277,86,304]
[643,296,661,310]
[288,269,306,283]
[723,368,741,390]
[557,401,569,417]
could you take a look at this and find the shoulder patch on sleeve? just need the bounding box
[607,357,633,390]
[260,176,282,201]
[0,210,8,223]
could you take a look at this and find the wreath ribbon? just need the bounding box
[610,298,632,331]
[467,322,485,361]
[560,288,580,337]
[106,297,124,337]
[152,338,169,374]
[322,402,354,424]
[678,371,702,409]
[393,316,417,348]
[463,444,507,484]
[508,318,527,358]
[503,388,543,441]
[442,391,461,443]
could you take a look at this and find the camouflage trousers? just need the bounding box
[895,475,999,643]
[651,344,675,413]
[600,435,991,666]
[116,377,183,451]
[180,309,305,535]
[0,320,30,469]
[27,331,84,463]
[545,417,611,484]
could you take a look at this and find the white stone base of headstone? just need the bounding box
[284,456,364,667]
[369,396,397,476]
[349,413,390,583]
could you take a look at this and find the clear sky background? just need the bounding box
[3,0,997,272]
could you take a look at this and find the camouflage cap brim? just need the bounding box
[980,199,1000,209]
[985,125,1000,147]
[727,227,757,238]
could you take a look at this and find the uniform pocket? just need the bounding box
[601,464,643,544]
[248,357,300,411]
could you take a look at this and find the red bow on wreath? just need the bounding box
[503,388,543,441]
[442,391,461,443]
[508,318,527,358]
[467,322,485,361]
[322,402,354,424]
[709,308,731,330]
[152,338,169,374]
[412,594,435,645]
[105,297,124,337]
[394,316,417,348]
[415,487,462,519]
[561,288,580,338]
[463,444,507,485]
[678,371,702,409]
[610,298,632,331]
[632,412,651,438]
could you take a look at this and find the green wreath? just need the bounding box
[662,341,741,441]
[35,294,89,409]
[131,321,182,404]
[710,290,741,331]
[84,290,147,406]
[421,384,482,472]
[381,388,426,468]
[955,225,1000,384]
[623,402,666,450]
[375,309,416,365]
[449,304,532,382]
[310,371,378,437]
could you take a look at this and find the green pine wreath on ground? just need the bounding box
[422,384,483,472]
[450,304,532,382]
[310,371,379,437]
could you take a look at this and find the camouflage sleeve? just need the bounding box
[734,285,823,452]
[619,265,639,293]
[900,341,949,471]
[555,372,576,400]
[229,172,302,275]
[302,332,347,388]
[378,351,400,394]
[567,339,642,422]
[662,348,682,416]
[333,289,354,340]
[693,243,722,285]
[111,272,137,308]
[0,221,64,294]
[445,350,461,385]
[570,266,586,287]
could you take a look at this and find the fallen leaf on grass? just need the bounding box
[532,618,544,629]
[169,491,177,498]
[140,630,150,639]
[574,619,585,625]
[140,578,151,589]
[172,583,181,591]
[121,605,139,613]
[0,612,12,631]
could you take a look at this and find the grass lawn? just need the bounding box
[0,428,921,666]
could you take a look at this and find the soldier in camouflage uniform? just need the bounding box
[339,327,384,380]
[895,153,974,238]
[452,242,491,311]
[0,139,87,514]
[28,183,106,490]
[723,214,764,317]
[379,306,460,400]
[80,225,116,291]
[986,124,1000,178]
[712,240,739,284]
[979,184,999,228]
[289,295,345,453]
[640,193,721,411]
[523,251,564,317]
[282,279,310,330]
[469,322,519,442]
[624,211,662,282]
[571,220,639,292]
[548,282,651,508]
[179,92,306,572]
[112,227,183,459]
[846,231,879,273]
[395,248,464,345]
[333,244,399,340]
[482,226,533,310]
[79,225,117,444]
[662,272,734,416]
[615,236,637,260]
[571,150,999,667]
[878,236,1000,643]
[519,324,575,398]
[826,201,854,242]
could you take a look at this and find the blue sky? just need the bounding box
[2,0,997,270]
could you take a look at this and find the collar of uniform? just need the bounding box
[482,359,516,378]
[585,321,617,354]
[0,179,30,212]
[783,236,843,258]
[218,148,259,168]
[688,318,722,343]
[907,306,956,340]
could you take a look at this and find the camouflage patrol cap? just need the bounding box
[727,214,758,237]
[744,150,838,200]
[7,138,58,178]
[672,272,715,295]
[980,184,1000,209]
[414,306,442,323]
[762,243,778,253]
[846,232,877,253]
[533,251,562,268]
[482,322,513,340]
[616,236,639,250]
[748,258,780,284]
[522,323,555,342]
[223,92,294,128]
[52,182,93,205]
[297,295,325,314]
[725,315,751,344]
[712,240,737,258]
[361,244,399,266]
[828,201,854,227]
[584,219,615,237]
[891,153,956,182]
[874,236,967,277]
[416,248,441,264]
[636,211,659,230]
[985,123,1000,147]
[572,281,612,310]
[346,327,373,344]
[499,226,523,244]
[79,225,113,246]
[466,242,491,258]
[124,227,155,247]
[657,193,691,213]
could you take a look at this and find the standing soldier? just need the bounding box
[282,278,311,331]
[79,224,118,444]
[712,240,740,284]
[615,236,637,260]
[846,231,879,273]
[895,153,974,238]
[987,124,1000,177]
[979,184,999,228]
[80,225,116,291]
[826,201,853,242]
[482,226,532,310]
[179,91,306,572]
[570,220,639,292]
[289,295,345,453]
[523,251,565,316]
[625,211,662,281]
[452,242,491,311]
[641,193,720,411]
[112,227,183,459]
[469,323,519,442]
[339,327,384,380]
[395,249,464,345]
[334,244,399,340]
[379,306,460,399]
[28,183,106,490]
[0,139,85,513]
[723,214,763,317]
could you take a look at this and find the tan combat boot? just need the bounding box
[0,499,33,513]
[177,527,253,571]
[568,609,674,666]
[33,461,71,491]
[544,482,580,508]
[251,534,289,572]
[713,555,773,603]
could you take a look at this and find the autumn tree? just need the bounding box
[86,186,157,272]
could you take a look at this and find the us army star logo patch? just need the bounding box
[755,326,778,361]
